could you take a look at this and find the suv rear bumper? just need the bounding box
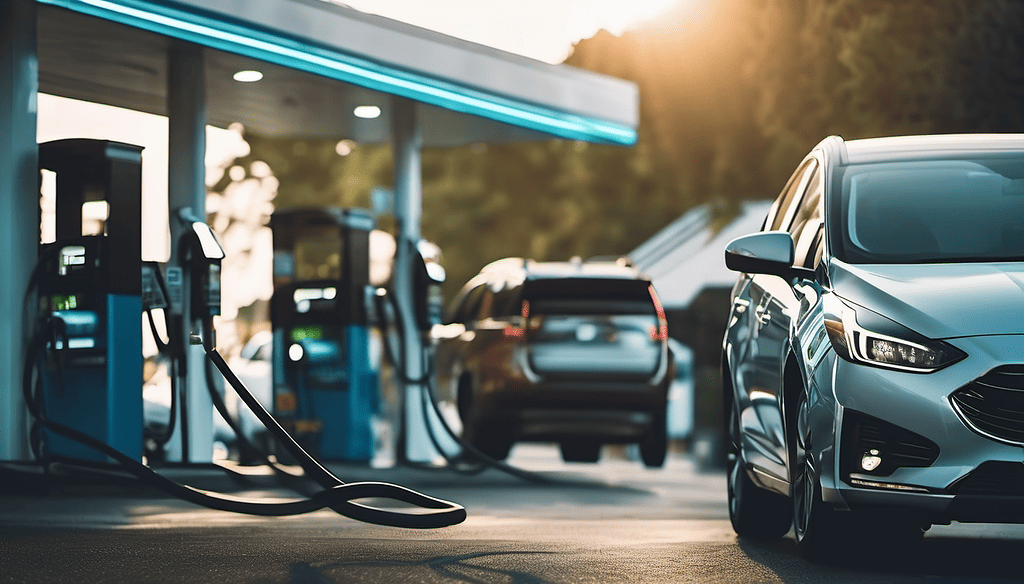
[475,379,668,442]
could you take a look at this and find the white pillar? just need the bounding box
[0,0,37,461]
[165,41,213,463]
[391,96,449,464]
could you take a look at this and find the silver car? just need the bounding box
[721,134,1024,559]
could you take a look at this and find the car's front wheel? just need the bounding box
[792,391,927,559]
[726,404,792,539]
[792,388,848,560]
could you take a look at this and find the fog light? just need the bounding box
[289,343,304,362]
[861,449,882,472]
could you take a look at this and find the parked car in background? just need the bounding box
[722,134,1024,559]
[227,330,275,453]
[433,257,672,467]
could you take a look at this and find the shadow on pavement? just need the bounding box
[738,531,1024,584]
[295,550,559,584]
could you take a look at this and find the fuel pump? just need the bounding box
[270,207,378,462]
[33,138,144,462]
[19,147,465,527]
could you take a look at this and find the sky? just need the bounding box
[337,0,681,63]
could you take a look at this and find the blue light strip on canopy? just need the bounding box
[37,0,637,145]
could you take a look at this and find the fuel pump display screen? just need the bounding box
[51,294,79,311]
[293,287,337,314]
[290,325,324,342]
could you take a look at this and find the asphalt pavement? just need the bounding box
[2,444,1023,583]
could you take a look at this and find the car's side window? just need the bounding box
[475,288,495,321]
[492,283,521,318]
[764,159,816,232]
[450,284,484,324]
[791,165,824,269]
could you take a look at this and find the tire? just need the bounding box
[792,388,849,561]
[639,411,668,468]
[560,440,601,463]
[726,405,792,540]
[468,424,512,461]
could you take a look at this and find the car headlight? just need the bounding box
[822,295,965,373]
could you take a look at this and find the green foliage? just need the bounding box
[743,0,1024,184]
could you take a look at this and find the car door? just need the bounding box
[740,159,819,484]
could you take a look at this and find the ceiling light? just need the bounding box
[233,70,263,82]
[353,105,381,119]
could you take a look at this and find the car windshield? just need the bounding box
[830,155,1024,263]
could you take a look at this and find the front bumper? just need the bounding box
[818,334,1024,523]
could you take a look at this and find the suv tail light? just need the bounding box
[649,285,668,342]
[503,300,530,339]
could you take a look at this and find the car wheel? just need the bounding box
[792,388,848,561]
[639,411,667,468]
[467,423,512,461]
[726,404,792,540]
[474,436,512,461]
[456,374,474,423]
[560,440,601,463]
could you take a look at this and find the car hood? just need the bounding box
[830,260,1024,338]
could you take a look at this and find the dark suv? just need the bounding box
[433,257,672,467]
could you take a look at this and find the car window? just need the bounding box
[831,157,1024,263]
[460,285,487,323]
[791,165,824,268]
[475,288,495,320]
[764,159,817,232]
[447,282,485,324]
[524,278,655,316]
[491,283,522,318]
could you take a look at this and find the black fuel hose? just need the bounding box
[21,322,467,527]
[200,343,306,487]
[374,290,549,484]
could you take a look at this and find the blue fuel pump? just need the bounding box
[18,152,466,527]
[34,139,145,462]
[270,207,378,462]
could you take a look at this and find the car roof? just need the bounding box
[840,133,1024,164]
[524,259,644,280]
[475,256,648,285]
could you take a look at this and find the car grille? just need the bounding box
[950,365,1024,445]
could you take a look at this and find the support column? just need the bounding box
[391,96,455,464]
[166,41,213,463]
[0,0,38,461]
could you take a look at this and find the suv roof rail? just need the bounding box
[587,255,634,268]
[480,256,531,277]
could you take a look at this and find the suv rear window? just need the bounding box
[522,277,662,378]
[523,278,655,316]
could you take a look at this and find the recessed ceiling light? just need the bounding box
[233,70,263,82]
[353,105,381,119]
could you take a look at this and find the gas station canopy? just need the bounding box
[2,0,640,464]
[36,0,639,146]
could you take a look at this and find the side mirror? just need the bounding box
[725,231,813,281]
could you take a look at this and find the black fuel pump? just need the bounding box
[33,139,145,462]
[270,207,377,462]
